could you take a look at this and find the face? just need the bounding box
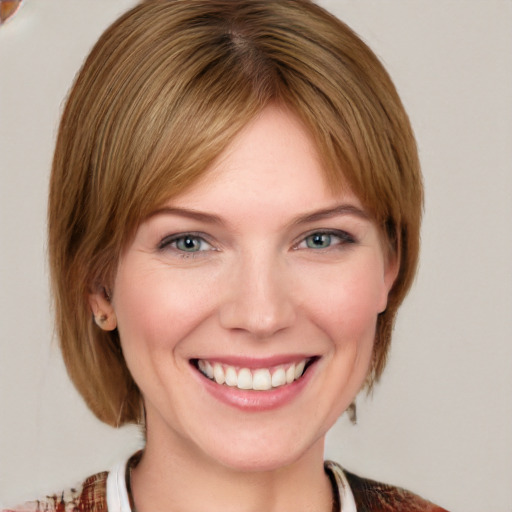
[91,105,397,472]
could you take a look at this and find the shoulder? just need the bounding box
[343,469,449,512]
[2,471,108,512]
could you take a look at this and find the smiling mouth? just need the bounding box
[192,358,317,391]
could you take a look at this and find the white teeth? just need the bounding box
[237,368,253,390]
[204,361,214,379]
[199,359,214,379]
[295,359,306,379]
[213,363,225,385]
[197,359,311,391]
[225,366,238,387]
[271,367,286,387]
[285,365,295,384]
[253,369,272,390]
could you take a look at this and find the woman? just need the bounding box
[6,0,448,510]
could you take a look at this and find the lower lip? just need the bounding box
[193,361,318,412]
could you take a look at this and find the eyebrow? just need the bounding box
[147,207,225,225]
[290,204,370,226]
[147,203,368,226]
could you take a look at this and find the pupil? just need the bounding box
[309,234,330,248]
[181,237,198,251]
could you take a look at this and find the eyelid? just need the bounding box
[157,232,216,252]
[293,228,356,249]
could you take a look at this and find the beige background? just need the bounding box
[1,1,511,510]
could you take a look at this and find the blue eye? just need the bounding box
[159,233,213,254]
[297,230,355,250]
[175,235,204,252]
[305,233,332,249]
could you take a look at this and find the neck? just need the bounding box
[131,427,334,512]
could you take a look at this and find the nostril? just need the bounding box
[217,259,297,337]
[218,296,296,337]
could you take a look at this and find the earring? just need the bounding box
[347,401,357,425]
[94,312,117,330]
[94,313,109,328]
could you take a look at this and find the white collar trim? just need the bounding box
[106,458,132,512]
[325,460,358,512]
[106,456,357,512]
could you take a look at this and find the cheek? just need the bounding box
[302,259,386,345]
[113,261,218,355]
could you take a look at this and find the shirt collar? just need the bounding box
[106,455,357,512]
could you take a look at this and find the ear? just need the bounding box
[378,250,400,314]
[88,286,117,331]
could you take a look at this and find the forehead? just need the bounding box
[160,105,352,215]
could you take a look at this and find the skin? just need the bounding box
[90,105,398,512]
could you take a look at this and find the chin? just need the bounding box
[193,418,330,474]
[208,441,316,473]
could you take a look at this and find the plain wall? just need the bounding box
[1,1,511,511]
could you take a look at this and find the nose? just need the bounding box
[218,252,296,338]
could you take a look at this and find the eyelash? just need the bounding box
[294,229,356,250]
[157,232,214,257]
[157,229,356,257]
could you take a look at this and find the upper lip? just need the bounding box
[190,354,317,369]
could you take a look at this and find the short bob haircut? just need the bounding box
[49,0,422,426]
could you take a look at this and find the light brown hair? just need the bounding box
[49,0,422,426]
